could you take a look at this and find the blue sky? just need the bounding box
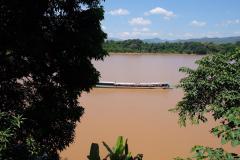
[101,0,240,40]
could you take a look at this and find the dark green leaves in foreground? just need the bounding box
[171,49,240,159]
[0,0,107,159]
[174,146,240,160]
[0,112,24,152]
[173,49,240,127]
[211,107,240,147]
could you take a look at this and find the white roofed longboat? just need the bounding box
[95,81,171,89]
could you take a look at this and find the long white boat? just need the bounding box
[95,81,171,89]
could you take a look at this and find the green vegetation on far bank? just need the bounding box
[104,39,240,55]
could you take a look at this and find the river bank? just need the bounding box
[109,52,198,55]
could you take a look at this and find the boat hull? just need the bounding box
[95,82,171,89]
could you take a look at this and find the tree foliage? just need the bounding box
[104,39,240,55]
[171,49,240,159]
[0,0,107,159]
[174,146,240,160]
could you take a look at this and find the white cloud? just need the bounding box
[225,19,240,25]
[102,26,106,30]
[167,32,232,39]
[218,19,240,26]
[133,27,150,32]
[109,8,130,16]
[233,31,240,37]
[190,20,207,27]
[118,30,159,39]
[183,33,194,38]
[150,32,160,36]
[231,19,240,24]
[119,32,131,38]
[145,7,176,19]
[129,17,151,26]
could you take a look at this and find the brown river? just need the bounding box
[61,54,239,160]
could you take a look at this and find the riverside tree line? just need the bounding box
[104,39,240,54]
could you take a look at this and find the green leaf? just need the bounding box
[88,143,101,160]
[103,141,113,155]
[114,136,125,155]
[221,137,228,144]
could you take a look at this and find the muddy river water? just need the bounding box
[61,54,239,160]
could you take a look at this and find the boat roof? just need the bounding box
[99,81,115,84]
[115,82,136,85]
[139,82,169,85]
[99,81,170,85]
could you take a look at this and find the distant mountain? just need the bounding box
[107,36,240,44]
[107,37,122,41]
[107,37,167,43]
[175,36,240,44]
[142,38,167,43]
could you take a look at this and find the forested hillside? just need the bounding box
[104,39,240,54]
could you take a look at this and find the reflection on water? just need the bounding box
[61,54,239,160]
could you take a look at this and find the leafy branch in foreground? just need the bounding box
[211,107,240,147]
[170,49,240,159]
[0,112,23,151]
[0,0,107,159]
[87,136,143,160]
[174,146,240,160]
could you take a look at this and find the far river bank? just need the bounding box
[109,52,202,55]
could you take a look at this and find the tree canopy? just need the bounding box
[171,49,240,159]
[104,39,240,55]
[0,0,107,159]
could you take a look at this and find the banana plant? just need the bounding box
[87,136,143,160]
[88,143,101,160]
[102,136,143,160]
